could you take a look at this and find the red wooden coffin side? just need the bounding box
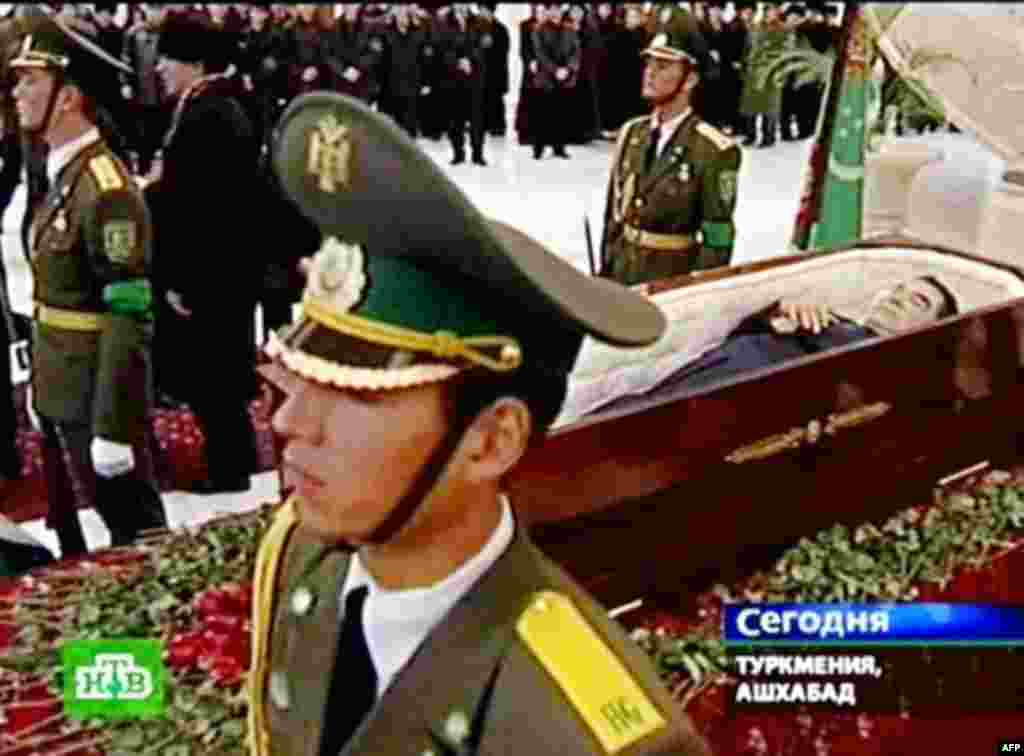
[509,241,1024,610]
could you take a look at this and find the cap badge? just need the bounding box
[307,236,367,313]
[307,113,352,194]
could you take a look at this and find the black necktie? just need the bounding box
[319,587,377,756]
[645,121,661,171]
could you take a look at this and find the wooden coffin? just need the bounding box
[508,3,1024,612]
[509,239,1024,612]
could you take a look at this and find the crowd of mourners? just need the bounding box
[3,2,845,171]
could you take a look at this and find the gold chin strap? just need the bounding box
[301,296,524,373]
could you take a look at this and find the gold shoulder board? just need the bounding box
[517,591,666,753]
[696,122,735,151]
[247,499,300,756]
[89,154,124,192]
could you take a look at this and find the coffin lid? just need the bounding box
[867,4,1024,173]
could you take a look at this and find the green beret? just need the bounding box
[267,93,666,391]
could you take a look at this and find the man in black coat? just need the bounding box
[530,4,580,159]
[439,4,490,166]
[121,5,164,174]
[151,13,260,494]
[284,5,332,102]
[380,5,425,137]
[238,5,290,157]
[329,5,387,106]
[479,3,509,137]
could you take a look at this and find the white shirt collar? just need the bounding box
[652,107,692,157]
[45,127,101,187]
[340,495,515,700]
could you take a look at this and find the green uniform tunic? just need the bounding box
[601,112,741,286]
[30,140,153,445]
[249,501,710,756]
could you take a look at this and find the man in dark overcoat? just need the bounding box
[151,13,260,494]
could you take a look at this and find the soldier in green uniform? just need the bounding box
[10,15,167,556]
[600,17,742,287]
[247,92,711,756]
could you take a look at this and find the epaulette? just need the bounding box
[517,590,666,753]
[613,115,649,163]
[88,154,124,193]
[696,121,736,151]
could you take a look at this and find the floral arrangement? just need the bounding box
[1,469,1022,755]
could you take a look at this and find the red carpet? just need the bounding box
[1,383,280,523]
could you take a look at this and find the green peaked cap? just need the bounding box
[644,11,711,68]
[9,14,132,94]
[268,92,666,391]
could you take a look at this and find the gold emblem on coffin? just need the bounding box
[725,402,892,464]
[307,113,352,194]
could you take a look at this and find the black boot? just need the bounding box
[54,516,89,559]
[740,116,757,147]
[533,144,544,160]
[553,146,570,159]
[472,152,487,166]
[450,152,465,165]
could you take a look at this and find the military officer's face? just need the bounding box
[12,68,58,134]
[642,57,689,104]
[271,370,452,544]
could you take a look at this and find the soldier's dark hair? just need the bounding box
[442,366,569,448]
[919,276,958,318]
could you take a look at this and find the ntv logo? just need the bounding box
[75,653,154,701]
[63,640,165,720]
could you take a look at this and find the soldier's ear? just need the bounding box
[56,81,82,113]
[684,69,699,93]
[459,397,531,485]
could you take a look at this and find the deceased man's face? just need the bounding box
[863,278,951,336]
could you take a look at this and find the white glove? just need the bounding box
[344,66,360,83]
[25,383,41,432]
[91,437,135,478]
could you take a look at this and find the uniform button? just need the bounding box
[290,586,315,616]
[269,670,291,710]
[444,709,471,744]
[634,198,644,207]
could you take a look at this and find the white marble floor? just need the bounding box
[7,127,1005,558]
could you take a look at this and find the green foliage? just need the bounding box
[760,45,836,90]
[642,473,1024,696]
[0,505,277,756]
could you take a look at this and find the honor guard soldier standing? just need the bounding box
[600,17,741,286]
[10,15,167,556]
[248,91,712,756]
